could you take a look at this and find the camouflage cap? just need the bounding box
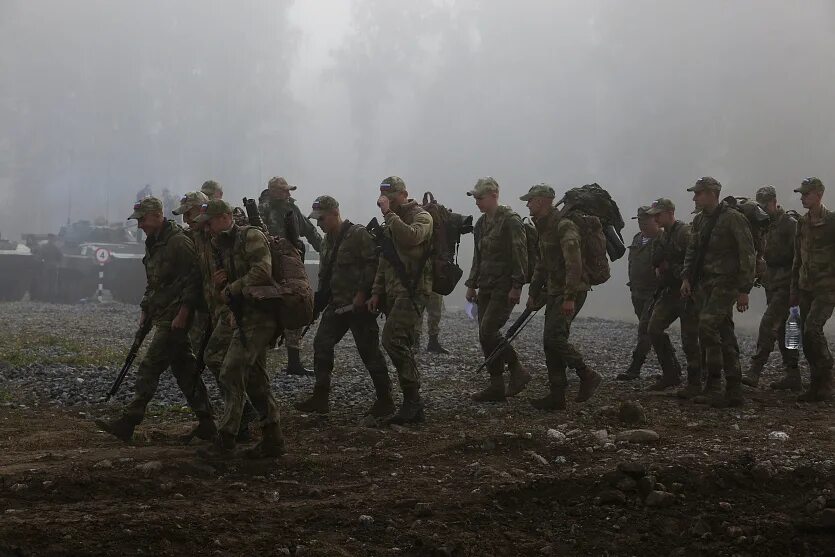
[794,177,825,194]
[631,206,652,220]
[646,197,676,215]
[200,180,223,198]
[687,176,722,193]
[755,186,777,206]
[466,177,499,197]
[268,176,297,191]
[128,196,164,220]
[172,191,209,215]
[194,199,233,224]
[519,183,556,201]
[379,176,407,197]
[308,195,339,219]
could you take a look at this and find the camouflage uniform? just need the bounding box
[744,192,799,387]
[466,189,529,399]
[413,292,443,343]
[122,209,213,428]
[681,178,756,404]
[790,178,835,401]
[525,184,600,408]
[372,177,433,422]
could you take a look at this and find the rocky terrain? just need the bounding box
[0,301,833,556]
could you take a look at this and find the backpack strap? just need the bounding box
[422,192,436,205]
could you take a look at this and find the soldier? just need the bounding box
[680,177,755,407]
[262,176,323,376]
[643,198,701,394]
[201,180,223,200]
[195,199,286,458]
[95,197,215,443]
[523,184,602,410]
[464,177,530,401]
[790,177,835,402]
[367,176,433,424]
[295,196,394,416]
[174,191,256,442]
[412,292,447,354]
[741,186,800,390]
[616,206,663,381]
[162,188,182,224]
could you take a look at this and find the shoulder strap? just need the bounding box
[422,192,436,205]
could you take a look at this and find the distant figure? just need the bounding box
[162,188,182,224]
[200,180,224,200]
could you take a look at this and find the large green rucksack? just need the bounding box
[420,192,472,295]
[722,196,770,257]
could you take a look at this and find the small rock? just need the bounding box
[637,475,656,497]
[94,459,113,469]
[615,429,660,444]
[617,462,647,477]
[42,480,54,489]
[719,501,733,511]
[358,515,374,528]
[553,456,568,465]
[137,460,163,476]
[9,483,28,492]
[598,489,626,505]
[768,431,789,442]
[645,490,676,507]
[616,476,638,492]
[751,460,775,481]
[591,429,609,445]
[618,401,647,425]
[527,451,549,466]
[546,429,567,444]
[730,423,740,431]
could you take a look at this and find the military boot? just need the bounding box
[387,386,425,425]
[367,374,396,417]
[95,416,136,443]
[196,431,236,460]
[294,384,330,414]
[426,335,450,355]
[506,361,532,397]
[676,368,703,399]
[182,415,217,443]
[769,367,802,392]
[647,373,681,391]
[283,348,313,376]
[530,386,567,412]
[712,378,744,408]
[576,367,602,402]
[693,374,722,405]
[741,360,765,388]
[616,361,641,381]
[240,423,286,459]
[471,374,506,402]
[797,370,833,403]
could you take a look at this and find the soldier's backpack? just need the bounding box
[722,196,770,257]
[420,192,466,295]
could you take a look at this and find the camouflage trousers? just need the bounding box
[648,290,700,376]
[216,309,282,437]
[751,287,799,369]
[543,291,588,388]
[413,292,444,341]
[629,290,656,369]
[477,288,522,377]
[124,322,213,425]
[694,279,741,382]
[798,289,835,381]
[313,306,390,388]
[283,327,303,351]
[382,296,425,391]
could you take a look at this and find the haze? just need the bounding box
[2,0,834,325]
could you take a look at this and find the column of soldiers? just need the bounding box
[97,174,832,459]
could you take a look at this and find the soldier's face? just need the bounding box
[800,190,822,209]
[474,192,498,213]
[526,197,551,218]
[638,217,659,236]
[208,213,233,235]
[654,210,673,228]
[271,187,290,201]
[317,210,340,234]
[184,206,202,228]
[692,189,717,210]
[137,212,164,235]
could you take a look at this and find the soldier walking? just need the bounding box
[295,195,394,416]
[413,292,448,354]
[680,177,755,407]
[790,177,835,402]
[464,177,530,402]
[741,186,800,390]
[367,177,433,424]
[523,184,602,411]
[96,197,215,443]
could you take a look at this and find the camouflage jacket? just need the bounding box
[466,205,527,292]
[651,220,691,290]
[186,227,228,320]
[262,197,323,252]
[529,207,588,301]
[212,224,274,314]
[319,220,378,307]
[627,232,659,295]
[791,205,835,295]
[761,208,797,291]
[140,220,201,324]
[371,201,434,300]
[682,203,756,293]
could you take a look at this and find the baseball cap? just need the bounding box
[194,199,233,224]
[519,183,556,201]
[646,198,676,215]
[755,186,777,206]
[379,176,407,197]
[687,177,722,193]
[632,206,652,220]
[794,177,825,194]
[466,177,499,197]
[268,176,297,191]
[128,197,164,220]
[309,195,339,219]
[172,191,209,215]
[200,180,223,198]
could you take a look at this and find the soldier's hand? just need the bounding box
[680,279,692,299]
[353,291,367,311]
[171,306,189,329]
[367,294,381,313]
[508,287,522,306]
[377,195,391,215]
[213,270,228,288]
[465,287,477,303]
[736,293,749,313]
[562,299,576,318]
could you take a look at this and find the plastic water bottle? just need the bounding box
[785,306,801,350]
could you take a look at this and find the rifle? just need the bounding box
[474,308,538,374]
[243,197,266,232]
[366,217,422,316]
[105,316,153,401]
[214,246,247,347]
